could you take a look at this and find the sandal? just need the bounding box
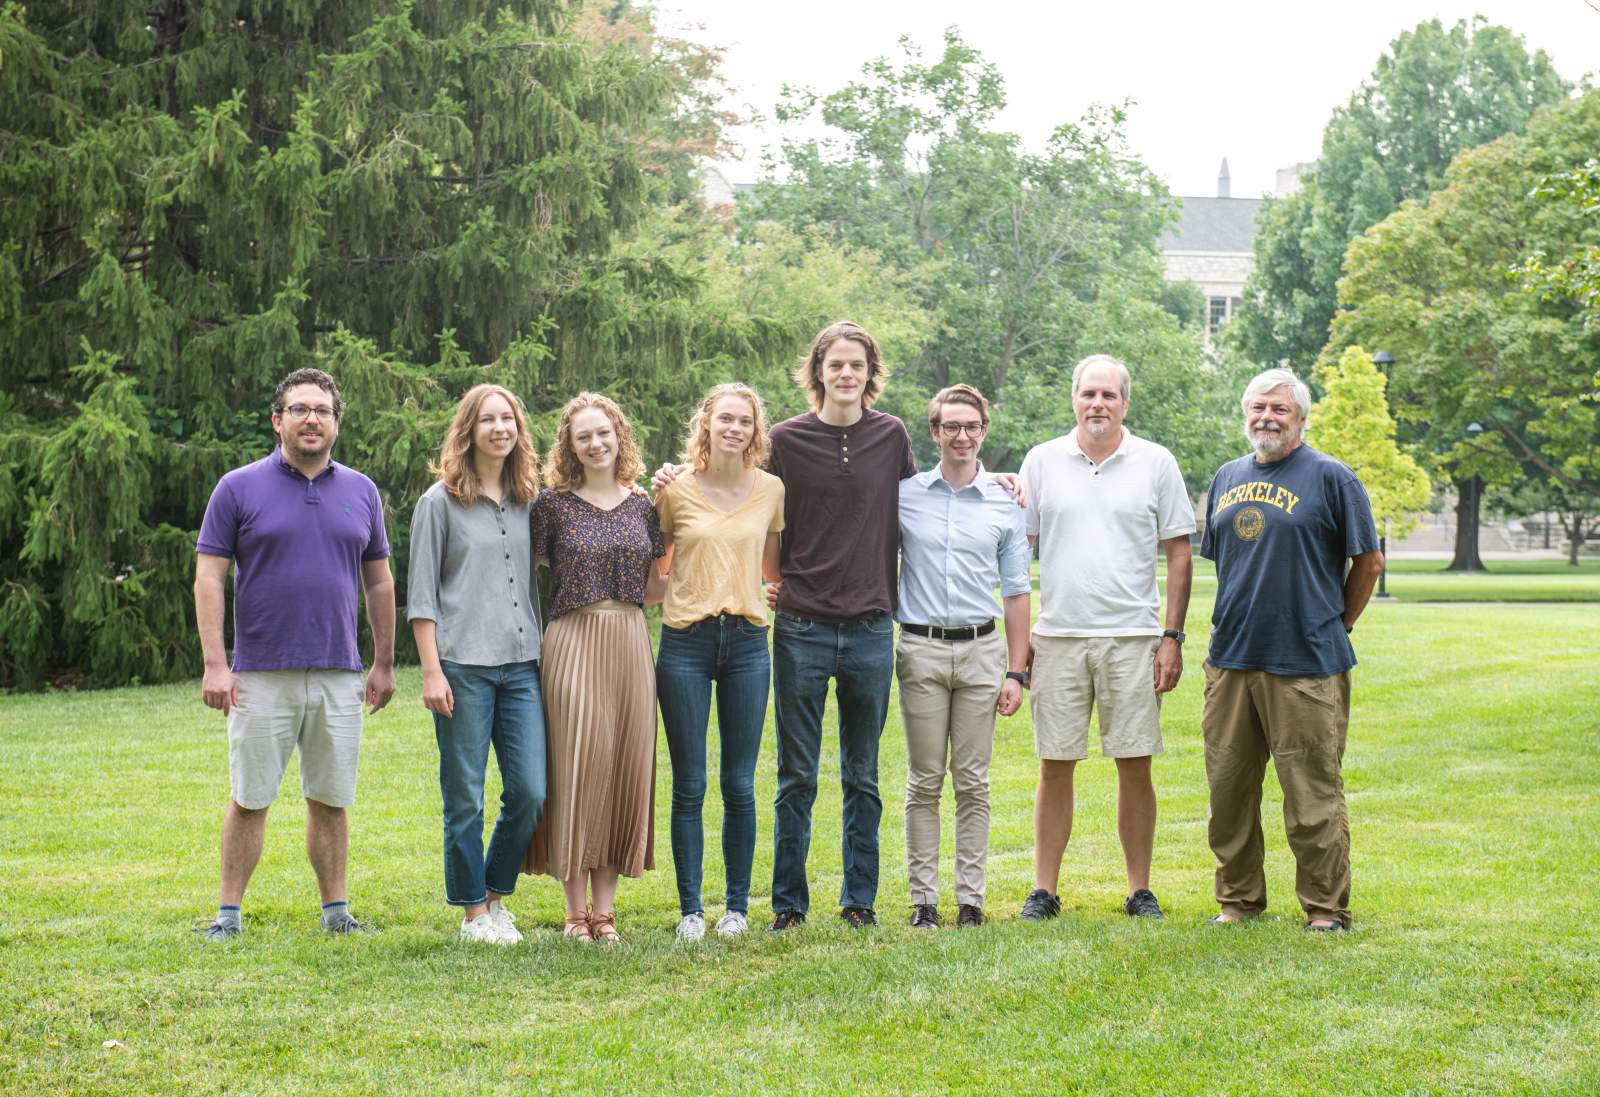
[588,910,622,945]
[563,912,595,942]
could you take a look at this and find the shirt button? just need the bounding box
[842,457,849,464]
[513,602,518,607]
[842,446,848,452]
[505,553,510,559]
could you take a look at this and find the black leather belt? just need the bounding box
[901,620,996,641]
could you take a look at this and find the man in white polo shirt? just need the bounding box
[1016,354,1194,922]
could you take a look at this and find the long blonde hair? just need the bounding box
[432,384,540,506]
[681,383,771,472]
[545,391,645,490]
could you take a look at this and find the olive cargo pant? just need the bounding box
[1201,662,1352,927]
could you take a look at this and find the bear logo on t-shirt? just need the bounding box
[1233,505,1265,542]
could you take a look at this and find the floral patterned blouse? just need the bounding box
[531,488,665,621]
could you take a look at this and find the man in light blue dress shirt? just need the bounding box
[896,383,1033,930]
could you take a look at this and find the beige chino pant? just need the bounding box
[896,630,1005,908]
[1201,662,1352,926]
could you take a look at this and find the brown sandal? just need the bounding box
[588,911,621,945]
[563,911,595,942]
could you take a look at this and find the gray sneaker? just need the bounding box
[322,911,368,935]
[198,919,241,942]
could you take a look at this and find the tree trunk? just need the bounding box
[1447,475,1485,572]
[1567,513,1585,568]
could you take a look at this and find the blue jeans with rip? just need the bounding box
[769,612,895,915]
[436,660,546,906]
[656,615,770,916]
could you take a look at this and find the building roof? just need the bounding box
[1158,196,1263,254]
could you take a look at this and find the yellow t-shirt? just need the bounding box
[656,470,786,628]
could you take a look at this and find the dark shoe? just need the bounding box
[1306,920,1348,933]
[1124,888,1164,919]
[956,904,985,928]
[839,906,878,929]
[1019,889,1061,921]
[769,910,806,933]
[910,904,940,929]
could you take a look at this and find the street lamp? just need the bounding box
[1372,351,1396,598]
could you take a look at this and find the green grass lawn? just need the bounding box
[1167,555,1600,603]
[3,585,1599,1094]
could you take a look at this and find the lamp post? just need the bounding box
[1372,351,1396,598]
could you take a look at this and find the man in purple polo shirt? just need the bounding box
[193,368,396,940]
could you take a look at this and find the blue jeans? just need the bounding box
[770,612,896,914]
[657,615,770,915]
[435,660,547,906]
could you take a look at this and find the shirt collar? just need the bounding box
[1065,427,1135,464]
[923,461,992,495]
[274,447,336,482]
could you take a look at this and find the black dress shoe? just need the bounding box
[839,906,878,928]
[910,904,940,929]
[1019,888,1061,921]
[955,904,985,928]
[769,910,806,932]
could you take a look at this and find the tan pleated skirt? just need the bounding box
[523,600,656,879]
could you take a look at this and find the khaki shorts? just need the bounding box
[1030,634,1163,761]
[227,668,364,809]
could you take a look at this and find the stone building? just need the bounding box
[1158,159,1264,338]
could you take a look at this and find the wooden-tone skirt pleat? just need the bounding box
[523,600,656,879]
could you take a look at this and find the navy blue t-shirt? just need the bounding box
[1200,444,1378,677]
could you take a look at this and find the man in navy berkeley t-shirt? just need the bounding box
[193,368,396,940]
[1199,368,1383,932]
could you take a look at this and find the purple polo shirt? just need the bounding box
[197,449,389,672]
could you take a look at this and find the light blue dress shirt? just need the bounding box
[896,464,1032,627]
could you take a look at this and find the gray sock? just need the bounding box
[217,904,241,930]
[320,900,364,933]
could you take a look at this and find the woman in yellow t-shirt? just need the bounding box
[652,383,784,941]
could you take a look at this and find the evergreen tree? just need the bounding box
[0,1,786,688]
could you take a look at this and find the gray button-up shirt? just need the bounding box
[406,480,541,665]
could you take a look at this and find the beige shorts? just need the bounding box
[1030,634,1163,761]
[227,668,364,809]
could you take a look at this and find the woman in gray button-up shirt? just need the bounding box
[407,384,546,945]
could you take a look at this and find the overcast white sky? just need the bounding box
[657,0,1599,199]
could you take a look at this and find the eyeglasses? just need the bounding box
[936,421,986,438]
[284,404,337,422]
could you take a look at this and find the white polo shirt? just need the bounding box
[1020,428,1195,637]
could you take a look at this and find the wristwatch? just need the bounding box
[1162,629,1186,644]
[1005,670,1030,688]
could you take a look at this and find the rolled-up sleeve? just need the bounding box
[997,509,1033,597]
[406,491,445,623]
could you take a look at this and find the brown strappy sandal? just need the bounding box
[563,910,595,942]
[588,910,622,945]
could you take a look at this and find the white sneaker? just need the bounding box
[714,911,748,938]
[459,913,511,944]
[675,912,706,941]
[486,898,523,943]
